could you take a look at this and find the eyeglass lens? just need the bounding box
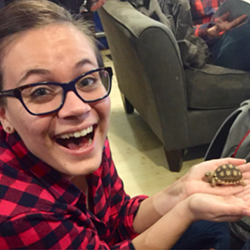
[21,69,110,115]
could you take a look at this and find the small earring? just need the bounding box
[5,127,14,134]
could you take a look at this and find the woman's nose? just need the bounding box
[57,91,91,118]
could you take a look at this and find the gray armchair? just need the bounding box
[98,0,250,172]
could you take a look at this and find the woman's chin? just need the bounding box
[56,147,103,177]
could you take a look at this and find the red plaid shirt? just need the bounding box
[0,127,147,249]
[190,0,225,40]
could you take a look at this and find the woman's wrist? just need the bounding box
[133,178,192,234]
[176,197,197,223]
[153,177,188,216]
[132,199,194,249]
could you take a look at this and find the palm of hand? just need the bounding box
[182,158,250,199]
[189,193,247,222]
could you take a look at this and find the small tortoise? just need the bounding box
[205,164,246,187]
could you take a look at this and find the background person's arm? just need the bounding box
[206,12,247,38]
[194,12,247,40]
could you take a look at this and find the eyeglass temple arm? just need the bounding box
[0,89,16,97]
[105,67,113,78]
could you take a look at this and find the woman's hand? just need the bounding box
[137,158,250,233]
[134,191,250,250]
[185,192,250,223]
[153,158,250,216]
[181,158,250,199]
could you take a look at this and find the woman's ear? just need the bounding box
[0,106,15,134]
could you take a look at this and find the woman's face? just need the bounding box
[0,24,110,177]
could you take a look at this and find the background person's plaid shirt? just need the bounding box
[0,128,147,249]
[189,0,225,40]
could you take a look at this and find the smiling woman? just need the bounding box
[1,0,250,250]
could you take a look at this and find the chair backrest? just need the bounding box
[98,0,189,147]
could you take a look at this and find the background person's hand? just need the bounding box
[90,0,106,11]
[207,11,247,38]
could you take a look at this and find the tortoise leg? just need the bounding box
[211,178,216,187]
[240,180,247,186]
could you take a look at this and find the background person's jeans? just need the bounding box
[171,220,230,249]
[242,237,250,249]
[209,0,250,71]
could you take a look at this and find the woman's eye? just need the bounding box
[79,77,96,87]
[30,88,49,97]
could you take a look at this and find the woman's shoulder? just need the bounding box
[0,157,61,225]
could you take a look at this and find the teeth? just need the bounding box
[79,138,93,150]
[73,131,82,138]
[58,125,93,139]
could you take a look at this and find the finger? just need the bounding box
[238,192,250,201]
[212,157,246,166]
[238,162,250,173]
[229,186,250,202]
[218,11,230,21]
[214,185,245,196]
[200,181,245,197]
[90,0,106,11]
[213,215,243,222]
[242,172,250,179]
[212,206,246,222]
[229,14,248,29]
[234,183,250,194]
[244,197,250,205]
[221,203,250,216]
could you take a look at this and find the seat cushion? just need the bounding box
[185,64,250,110]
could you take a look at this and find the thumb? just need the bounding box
[224,205,250,218]
[243,208,250,217]
[218,11,230,21]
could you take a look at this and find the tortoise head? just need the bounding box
[204,171,213,179]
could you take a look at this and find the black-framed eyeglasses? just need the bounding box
[0,67,113,116]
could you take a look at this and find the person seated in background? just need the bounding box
[191,0,246,40]
[190,0,250,71]
[2,0,250,249]
[130,0,250,70]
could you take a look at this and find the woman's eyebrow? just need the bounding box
[18,68,50,85]
[75,59,97,69]
[17,59,96,85]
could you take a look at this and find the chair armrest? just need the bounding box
[137,26,188,149]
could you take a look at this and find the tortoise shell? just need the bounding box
[205,164,246,187]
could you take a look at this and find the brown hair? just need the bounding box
[0,0,103,101]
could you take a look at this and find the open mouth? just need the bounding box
[55,125,95,150]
